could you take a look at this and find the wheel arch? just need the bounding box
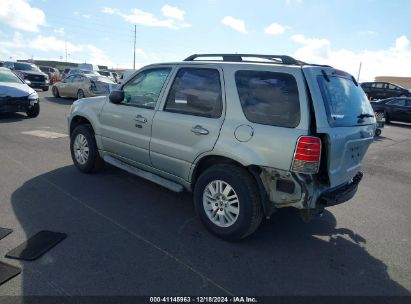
[190,154,272,218]
[69,115,95,136]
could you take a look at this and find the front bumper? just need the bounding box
[28,81,49,88]
[0,98,34,113]
[317,171,363,208]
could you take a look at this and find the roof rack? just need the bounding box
[183,54,305,65]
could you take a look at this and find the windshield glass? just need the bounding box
[13,62,41,72]
[317,76,375,127]
[0,70,24,84]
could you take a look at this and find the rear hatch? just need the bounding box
[303,66,376,188]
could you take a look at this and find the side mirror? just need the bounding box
[109,90,124,104]
[24,79,31,85]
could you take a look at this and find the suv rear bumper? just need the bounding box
[317,171,363,208]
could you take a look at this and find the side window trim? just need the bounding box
[161,66,224,119]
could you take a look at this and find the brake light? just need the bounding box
[291,136,321,174]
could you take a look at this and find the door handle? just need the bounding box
[135,115,147,123]
[191,125,209,135]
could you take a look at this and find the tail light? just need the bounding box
[291,136,321,174]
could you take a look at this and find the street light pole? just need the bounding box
[357,62,362,82]
[133,24,136,70]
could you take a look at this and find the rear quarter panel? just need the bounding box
[207,64,310,171]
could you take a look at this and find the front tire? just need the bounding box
[194,164,263,240]
[26,103,40,118]
[70,125,104,173]
[42,86,49,92]
[375,128,382,136]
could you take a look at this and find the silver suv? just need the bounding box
[68,54,376,240]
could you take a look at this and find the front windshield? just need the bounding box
[13,62,41,72]
[0,70,24,84]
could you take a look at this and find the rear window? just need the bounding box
[235,70,300,128]
[317,76,375,127]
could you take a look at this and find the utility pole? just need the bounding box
[357,62,362,82]
[133,24,136,70]
[65,41,68,62]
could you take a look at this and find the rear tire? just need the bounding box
[70,124,104,173]
[52,86,60,98]
[375,129,382,136]
[26,103,40,118]
[194,164,263,240]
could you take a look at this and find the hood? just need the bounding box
[0,82,34,98]
[15,70,47,77]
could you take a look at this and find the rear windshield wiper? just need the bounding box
[357,113,374,119]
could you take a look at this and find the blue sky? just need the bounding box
[1,0,410,81]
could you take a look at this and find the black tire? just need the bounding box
[26,103,40,118]
[375,128,382,136]
[52,86,60,98]
[194,164,263,240]
[42,86,49,92]
[70,124,104,173]
[77,89,85,100]
[385,112,390,123]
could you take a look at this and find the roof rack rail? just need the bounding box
[183,54,304,65]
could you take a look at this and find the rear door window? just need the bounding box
[164,68,223,118]
[235,70,300,128]
[317,76,374,127]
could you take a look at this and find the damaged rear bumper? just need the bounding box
[317,171,363,208]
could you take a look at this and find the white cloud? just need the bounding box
[74,11,91,19]
[0,0,46,32]
[395,35,409,51]
[1,32,115,67]
[161,5,185,20]
[264,23,287,36]
[101,7,119,15]
[291,34,411,81]
[29,36,81,52]
[53,27,65,35]
[102,6,190,30]
[221,16,247,34]
[291,34,331,59]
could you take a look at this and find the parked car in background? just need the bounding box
[361,81,411,100]
[78,63,99,71]
[118,69,135,84]
[3,61,49,91]
[371,97,411,123]
[39,66,60,84]
[0,67,40,117]
[52,74,116,100]
[67,53,376,240]
[67,68,100,77]
[97,70,117,83]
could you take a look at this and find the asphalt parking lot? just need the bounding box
[0,90,410,296]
